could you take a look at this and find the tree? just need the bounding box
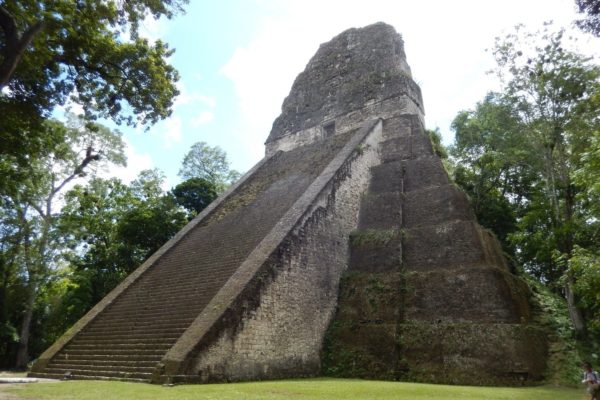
[58,171,186,331]
[0,0,187,159]
[452,25,600,334]
[0,115,125,368]
[575,0,600,36]
[118,169,187,256]
[451,93,537,253]
[568,247,600,338]
[179,141,240,192]
[172,177,218,218]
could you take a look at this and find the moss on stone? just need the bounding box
[349,229,400,247]
[396,321,548,386]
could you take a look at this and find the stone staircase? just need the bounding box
[30,131,355,382]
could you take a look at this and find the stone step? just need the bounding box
[100,302,201,315]
[81,326,189,337]
[82,325,187,335]
[130,272,230,287]
[82,320,191,335]
[76,330,184,341]
[111,283,211,298]
[51,358,158,368]
[46,363,156,374]
[57,350,164,359]
[66,342,172,350]
[28,371,149,382]
[106,298,203,309]
[61,348,168,357]
[70,336,178,345]
[87,315,194,327]
[101,305,202,318]
[42,367,152,381]
[53,353,160,362]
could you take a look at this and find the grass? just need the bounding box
[0,378,586,400]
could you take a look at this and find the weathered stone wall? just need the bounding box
[324,113,548,385]
[266,95,423,156]
[176,121,384,382]
[265,22,423,156]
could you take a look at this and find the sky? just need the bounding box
[107,0,599,188]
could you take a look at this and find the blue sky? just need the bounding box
[105,0,598,188]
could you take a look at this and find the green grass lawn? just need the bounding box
[0,378,586,400]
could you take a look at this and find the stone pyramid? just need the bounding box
[30,22,547,385]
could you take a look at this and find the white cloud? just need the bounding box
[174,81,217,108]
[139,15,168,43]
[163,116,183,148]
[220,0,590,150]
[101,139,154,183]
[190,111,214,127]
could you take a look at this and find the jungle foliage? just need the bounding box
[450,24,600,343]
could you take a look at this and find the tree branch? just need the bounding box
[0,6,18,46]
[52,146,101,197]
[0,6,44,89]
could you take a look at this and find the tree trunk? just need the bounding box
[0,7,44,89]
[15,282,36,369]
[565,279,586,335]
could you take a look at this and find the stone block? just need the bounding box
[358,192,402,230]
[410,133,433,157]
[324,322,398,379]
[336,272,402,323]
[397,322,548,386]
[369,161,403,193]
[380,137,411,162]
[349,229,402,273]
[401,156,449,192]
[408,115,425,135]
[382,115,412,140]
[403,184,474,227]
[404,267,532,323]
[402,221,506,271]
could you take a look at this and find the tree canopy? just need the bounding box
[179,141,241,192]
[451,25,600,336]
[172,177,218,218]
[0,0,187,160]
[576,0,600,36]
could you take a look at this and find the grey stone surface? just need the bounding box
[266,23,421,145]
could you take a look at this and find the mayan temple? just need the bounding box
[30,22,548,385]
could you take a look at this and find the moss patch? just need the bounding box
[524,276,583,386]
[397,322,548,386]
[349,229,400,247]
